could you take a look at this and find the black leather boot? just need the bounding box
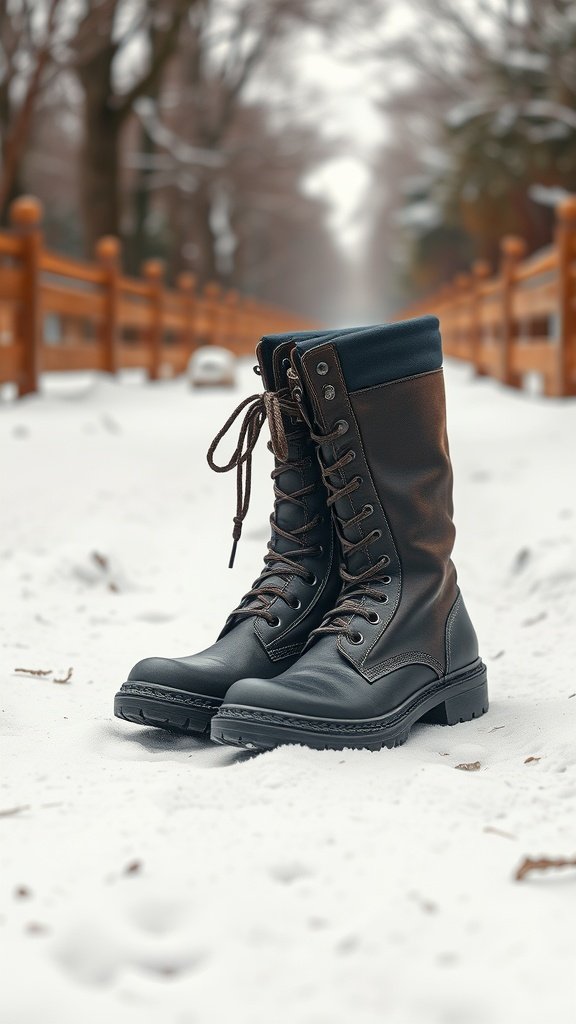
[211,317,488,751]
[114,333,341,735]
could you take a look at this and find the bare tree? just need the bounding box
[0,0,64,219]
[70,0,197,252]
[129,0,372,282]
[366,0,576,303]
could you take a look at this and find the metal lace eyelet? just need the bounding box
[363,504,373,517]
[380,594,389,604]
[305,573,317,586]
[282,358,291,370]
[347,450,356,462]
[348,631,364,645]
[315,545,324,557]
[289,598,301,611]
[367,611,380,625]
[323,385,336,401]
[269,615,280,626]
[336,419,349,434]
[354,475,363,487]
[316,361,329,376]
[381,575,391,585]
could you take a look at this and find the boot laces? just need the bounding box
[207,381,322,624]
[306,419,391,643]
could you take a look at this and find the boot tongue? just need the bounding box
[266,341,308,560]
[235,340,308,600]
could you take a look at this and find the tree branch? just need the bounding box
[0,0,63,214]
[115,0,197,121]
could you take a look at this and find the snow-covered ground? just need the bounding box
[1,360,575,1024]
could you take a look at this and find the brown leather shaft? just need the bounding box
[350,369,458,677]
[300,342,458,680]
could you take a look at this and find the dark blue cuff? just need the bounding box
[295,316,442,391]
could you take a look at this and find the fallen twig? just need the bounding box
[515,856,576,882]
[484,826,516,841]
[92,551,109,571]
[124,860,142,875]
[14,667,52,677]
[15,666,73,684]
[53,667,73,685]
[0,805,30,818]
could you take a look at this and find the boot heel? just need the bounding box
[438,679,489,725]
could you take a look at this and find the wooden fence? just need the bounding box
[0,196,312,397]
[398,196,576,397]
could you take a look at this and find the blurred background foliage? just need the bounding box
[1,0,575,320]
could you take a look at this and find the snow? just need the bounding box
[445,99,490,130]
[445,96,576,136]
[1,360,576,1024]
[502,50,550,74]
[529,184,572,208]
[395,199,442,233]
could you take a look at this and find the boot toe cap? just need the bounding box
[128,656,199,690]
[223,674,330,717]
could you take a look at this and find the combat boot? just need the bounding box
[115,332,341,735]
[212,317,488,750]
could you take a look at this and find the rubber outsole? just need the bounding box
[210,661,489,752]
[114,681,222,737]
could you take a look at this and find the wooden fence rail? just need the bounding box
[0,196,312,397]
[397,195,576,397]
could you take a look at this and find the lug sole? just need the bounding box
[114,681,222,736]
[211,660,488,752]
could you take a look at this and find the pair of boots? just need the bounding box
[114,317,488,751]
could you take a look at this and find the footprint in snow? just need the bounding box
[269,862,313,884]
[53,915,206,986]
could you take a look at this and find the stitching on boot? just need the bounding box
[218,663,484,735]
[351,367,444,396]
[267,642,304,662]
[364,651,443,681]
[445,591,463,674]
[121,685,220,710]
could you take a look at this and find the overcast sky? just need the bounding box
[257,4,420,256]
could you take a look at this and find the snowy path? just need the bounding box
[1,362,575,1024]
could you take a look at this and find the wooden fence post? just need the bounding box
[203,281,222,346]
[143,259,164,380]
[95,235,121,375]
[177,272,196,361]
[471,259,491,377]
[10,196,43,397]
[553,196,576,397]
[500,235,526,388]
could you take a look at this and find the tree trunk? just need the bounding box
[0,138,24,225]
[189,177,218,283]
[126,121,155,275]
[78,70,122,254]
